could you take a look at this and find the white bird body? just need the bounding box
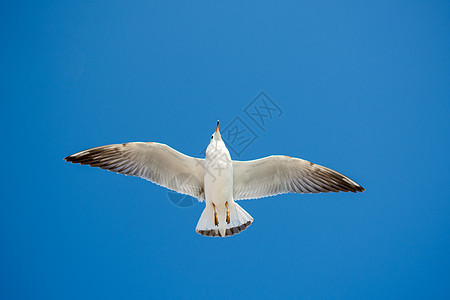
[65,121,364,238]
[197,125,253,237]
[204,132,233,208]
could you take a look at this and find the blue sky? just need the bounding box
[1,1,450,299]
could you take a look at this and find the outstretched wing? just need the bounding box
[233,155,364,200]
[65,142,205,199]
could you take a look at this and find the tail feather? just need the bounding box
[196,202,253,237]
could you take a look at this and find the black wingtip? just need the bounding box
[64,154,80,163]
[355,185,365,193]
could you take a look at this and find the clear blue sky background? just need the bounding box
[2,1,450,299]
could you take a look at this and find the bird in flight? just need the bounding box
[65,121,364,237]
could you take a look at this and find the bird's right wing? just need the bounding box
[65,142,205,200]
[233,155,364,200]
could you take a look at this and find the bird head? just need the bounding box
[210,120,222,142]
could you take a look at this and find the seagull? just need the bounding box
[65,121,364,237]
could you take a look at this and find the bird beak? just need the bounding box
[216,120,219,133]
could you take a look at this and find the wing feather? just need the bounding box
[233,155,364,200]
[65,142,205,200]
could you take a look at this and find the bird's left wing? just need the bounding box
[233,155,364,200]
[65,142,205,199]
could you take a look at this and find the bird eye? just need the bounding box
[211,135,214,140]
